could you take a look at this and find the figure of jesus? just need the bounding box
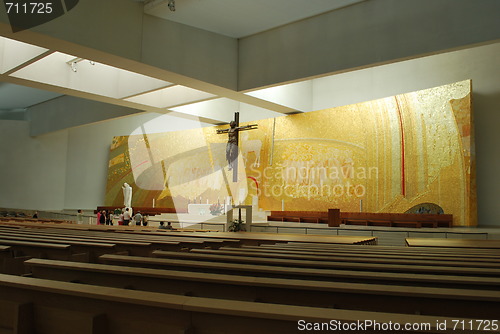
[226,121,239,170]
[219,121,257,171]
[217,112,258,182]
[122,183,132,208]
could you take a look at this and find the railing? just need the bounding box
[36,211,96,225]
[249,225,490,246]
[176,221,226,232]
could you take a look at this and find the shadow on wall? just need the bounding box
[470,92,500,226]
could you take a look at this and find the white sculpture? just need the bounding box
[122,183,132,208]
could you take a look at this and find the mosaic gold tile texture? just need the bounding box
[105,80,476,226]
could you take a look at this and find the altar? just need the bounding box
[187,204,212,215]
[188,204,233,215]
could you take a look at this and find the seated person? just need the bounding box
[158,221,175,230]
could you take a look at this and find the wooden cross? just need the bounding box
[216,112,257,182]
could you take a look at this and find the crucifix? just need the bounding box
[217,112,258,182]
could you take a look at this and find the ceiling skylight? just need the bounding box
[9,52,172,99]
[124,85,216,109]
[245,80,314,112]
[0,36,49,74]
[171,97,284,122]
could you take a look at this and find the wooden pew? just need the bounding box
[0,245,11,273]
[0,245,10,254]
[407,238,500,249]
[0,239,73,275]
[269,242,500,257]
[1,273,480,334]
[99,254,500,290]
[151,250,500,277]
[1,216,71,225]
[0,239,71,260]
[26,258,500,318]
[0,227,178,256]
[46,228,229,250]
[0,233,116,262]
[267,211,329,224]
[328,209,453,228]
[5,226,235,250]
[113,235,233,249]
[1,221,376,246]
[189,247,500,269]
[237,245,500,263]
[115,230,377,246]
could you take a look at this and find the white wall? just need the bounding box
[311,42,500,111]
[247,42,500,226]
[238,0,500,91]
[0,120,68,210]
[63,112,212,210]
[0,112,211,211]
[309,42,500,226]
[1,42,499,225]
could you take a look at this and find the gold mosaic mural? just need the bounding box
[105,80,476,226]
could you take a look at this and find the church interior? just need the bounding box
[1,0,500,333]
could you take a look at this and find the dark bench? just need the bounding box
[0,239,73,274]
[151,250,500,277]
[190,247,500,269]
[99,254,500,290]
[0,233,116,262]
[0,227,183,255]
[246,244,500,262]
[1,273,474,334]
[0,239,71,258]
[26,258,500,318]
[406,238,500,249]
[107,229,241,248]
[119,230,377,246]
[328,209,453,228]
[267,211,329,224]
[0,226,230,252]
[0,245,11,273]
[259,243,500,258]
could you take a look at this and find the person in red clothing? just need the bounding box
[117,210,124,226]
[99,210,106,225]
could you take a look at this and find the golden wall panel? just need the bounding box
[104,80,476,226]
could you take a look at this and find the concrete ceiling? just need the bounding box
[0,0,366,124]
[2,0,496,134]
[0,0,365,126]
[145,0,364,38]
[0,82,61,110]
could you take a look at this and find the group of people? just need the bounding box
[95,209,115,225]
[94,208,149,226]
[89,209,174,229]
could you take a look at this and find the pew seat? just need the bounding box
[99,254,500,290]
[26,258,500,318]
[190,247,500,269]
[151,250,500,277]
[407,238,500,249]
[2,273,481,334]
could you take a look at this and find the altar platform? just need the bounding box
[141,211,498,247]
[88,207,499,247]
